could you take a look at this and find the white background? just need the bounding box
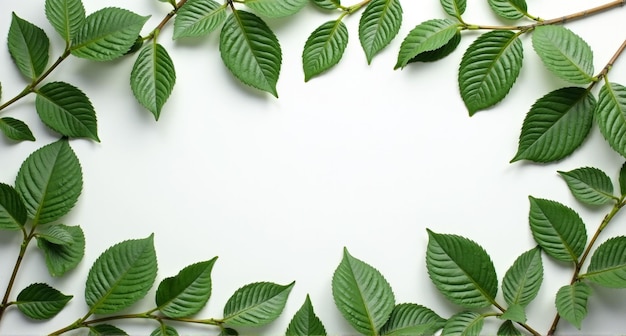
[1,0,626,335]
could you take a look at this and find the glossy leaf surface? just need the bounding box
[223,281,295,326]
[532,26,594,84]
[130,43,176,120]
[359,0,403,64]
[173,0,226,39]
[302,20,348,82]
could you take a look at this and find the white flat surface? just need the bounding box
[1,0,626,335]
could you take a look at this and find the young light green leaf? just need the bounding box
[85,235,157,314]
[173,0,226,39]
[36,224,75,245]
[223,281,295,326]
[488,0,528,20]
[511,87,595,163]
[532,26,594,84]
[528,197,587,262]
[499,304,526,323]
[88,324,128,336]
[311,0,340,10]
[395,19,459,69]
[596,82,626,158]
[620,162,626,196]
[16,283,72,320]
[555,282,591,329]
[459,30,523,115]
[380,303,446,336]
[359,0,403,64]
[497,320,522,336]
[36,224,85,277]
[332,248,395,335]
[582,236,626,288]
[439,0,466,18]
[35,81,99,141]
[151,325,179,336]
[441,311,484,336]
[0,182,27,230]
[45,0,86,43]
[219,10,281,97]
[8,13,50,80]
[408,32,460,64]
[156,258,217,318]
[130,43,176,121]
[302,20,348,82]
[244,0,307,18]
[285,295,327,336]
[15,139,82,225]
[71,8,150,61]
[0,117,35,141]
[426,229,498,308]
[502,247,543,307]
[558,167,615,205]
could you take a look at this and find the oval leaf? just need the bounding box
[502,247,543,307]
[332,248,395,335]
[488,0,528,20]
[16,283,72,320]
[223,281,295,327]
[285,295,327,336]
[173,0,226,39]
[219,10,281,97]
[380,303,446,336]
[36,224,85,277]
[395,19,459,69]
[36,81,99,141]
[583,236,626,288]
[555,282,591,329]
[528,197,587,262]
[8,13,50,80]
[302,20,348,82]
[459,30,523,115]
[532,25,594,84]
[0,117,35,141]
[0,182,27,230]
[244,0,307,18]
[441,311,484,336]
[426,230,498,308]
[359,0,403,64]
[596,82,626,158]
[439,0,466,18]
[511,87,595,163]
[15,139,83,225]
[45,0,86,43]
[558,167,615,205]
[130,43,176,120]
[85,235,157,314]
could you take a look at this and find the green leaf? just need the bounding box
[502,247,543,307]
[218,328,239,336]
[596,82,626,158]
[407,32,460,63]
[380,303,446,336]
[37,224,75,245]
[511,87,596,163]
[36,224,85,277]
[458,30,523,115]
[497,320,522,336]
[173,0,226,39]
[555,282,591,329]
[151,325,179,336]
[441,311,484,336]
[499,304,526,323]
[130,43,176,121]
[426,230,498,308]
[488,0,528,20]
[0,117,35,141]
[285,295,327,336]
[156,258,217,318]
[88,324,128,336]
[620,161,626,196]
[311,0,340,10]
[583,236,626,288]
[45,0,86,43]
[16,283,72,320]
[219,10,281,97]
[332,248,395,335]
[223,281,295,326]
[0,182,27,230]
[558,167,615,205]
[85,235,158,314]
[71,7,150,61]
[528,197,587,262]
[439,0,466,18]
[15,139,83,225]
[244,0,307,18]
[302,20,348,82]
[8,13,50,80]
[395,19,459,69]
[359,0,403,64]
[35,81,99,141]
[532,26,594,84]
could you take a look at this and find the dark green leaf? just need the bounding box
[36,224,85,277]
[71,7,150,61]
[244,0,307,18]
[332,248,395,335]
[286,295,327,336]
[408,32,460,63]
[488,0,528,20]
[45,0,86,43]
[173,0,226,39]
[130,43,176,120]
[620,162,626,196]
[532,26,594,84]
[441,311,484,336]
[36,224,75,245]
[223,281,295,327]
[302,20,348,82]
[311,0,340,10]
[88,324,128,336]
[8,13,50,80]
[359,0,403,64]
[151,325,179,336]
[218,328,239,336]
[528,197,587,262]
[380,303,446,336]
[219,10,281,97]
[426,230,498,308]
[558,167,615,205]
[502,247,543,307]
[36,81,99,141]
[439,0,465,18]
[583,236,626,288]
[0,117,35,141]
[395,19,458,69]
[511,87,595,163]
[16,283,72,320]
[459,30,523,115]
[555,282,591,329]
[499,304,526,323]
[0,182,27,230]
[596,82,626,158]
[15,139,83,225]
[85,235,157,314]
[497,320,522,336]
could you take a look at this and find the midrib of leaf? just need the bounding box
[347,257,378,335]
[447,251,496,306]
[370,0,392,49]
[15,21,38,80]
[583,264,626,278]
[224,283,290,322]
[546,34,593,82]
[539,204,579,262]
[474,32,519,97]
[32,146,61,226]
[606,83,626,132]
[511,266,532,304]
[36,91,97,139]
[506,0,527,16]
[232,10,271,90]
